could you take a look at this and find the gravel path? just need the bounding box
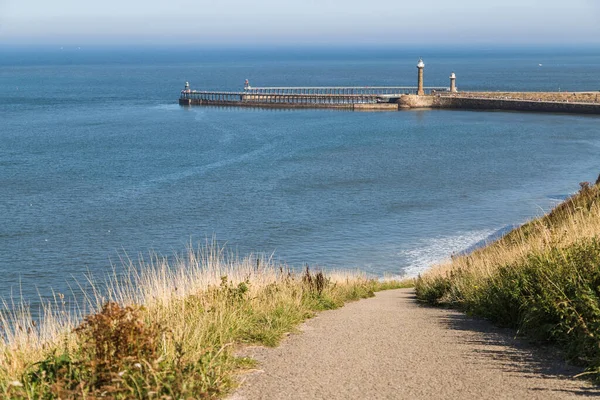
[230,288,599,399]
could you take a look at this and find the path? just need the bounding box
[231,289,599,399]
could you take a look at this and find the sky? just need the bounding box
[1,0,599,46]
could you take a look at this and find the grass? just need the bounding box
[415,180,600,381]
[0,244,408,399]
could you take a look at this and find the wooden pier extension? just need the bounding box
[179,84,450,110]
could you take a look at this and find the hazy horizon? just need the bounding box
[1,0,599,46]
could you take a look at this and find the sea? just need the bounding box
[1,45,600,308]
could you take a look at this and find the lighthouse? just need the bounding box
[417,58,425,95]
[450,73,457,93]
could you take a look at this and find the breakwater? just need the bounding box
[438,96,600,115]
[398,94,600,115]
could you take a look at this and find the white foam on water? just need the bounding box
[400,228,498,278]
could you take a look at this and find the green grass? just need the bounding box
[0,249,407,399]
[415,181,600,381]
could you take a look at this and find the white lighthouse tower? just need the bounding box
[450,73,457,93]
[417,58,425,96]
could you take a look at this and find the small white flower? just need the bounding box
[134,363,142,369]
[9,380,23,387]
[118,370,126,377]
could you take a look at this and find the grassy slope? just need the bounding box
[0,247,409,399]
[415,181,600,380]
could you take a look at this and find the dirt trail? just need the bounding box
[230,289,599,399]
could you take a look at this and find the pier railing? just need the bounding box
[243,86,449,96]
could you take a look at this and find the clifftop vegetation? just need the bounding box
[0,246,405,399]
[416,178,600,381]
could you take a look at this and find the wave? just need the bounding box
[399,228,499,277]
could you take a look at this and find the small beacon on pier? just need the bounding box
[244,79,251,90]
[450,73,457,93]
[417,58,425,95]
[184,81,190,92]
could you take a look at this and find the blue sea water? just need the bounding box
[1,45,600,306]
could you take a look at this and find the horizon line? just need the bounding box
[2,42,600,49]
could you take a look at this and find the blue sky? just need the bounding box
[1,0,599,45]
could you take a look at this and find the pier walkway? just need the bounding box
[179,85,450,108]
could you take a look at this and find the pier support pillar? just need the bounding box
[417,58,425,96]
[450,72,457,93]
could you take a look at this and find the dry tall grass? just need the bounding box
[0,243,405,398]
[416,181,600,379]
[421,182,600,299]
